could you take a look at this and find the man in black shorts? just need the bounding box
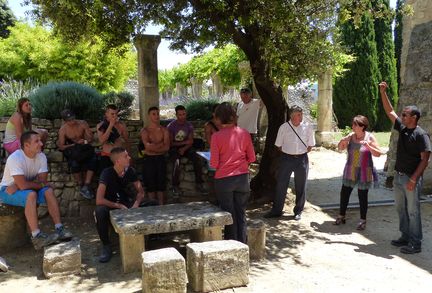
[94,147,145,263]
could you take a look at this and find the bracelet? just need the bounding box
[409,178,416,184]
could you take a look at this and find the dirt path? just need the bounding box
[1,148,432,292]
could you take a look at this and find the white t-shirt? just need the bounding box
[0,150,48,187]
[275,121,315,155]
[236,99,260,134]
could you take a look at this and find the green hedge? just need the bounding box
[102,91,134,119]
[184,98,220,121]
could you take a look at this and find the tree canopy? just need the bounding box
[0,0,16,38]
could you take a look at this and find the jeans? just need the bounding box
[272,153,309,215]
[393,173,422,247]
[214,174,250,243]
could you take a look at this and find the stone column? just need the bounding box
[315,69,334,146]
[134,34,161,125]
[211,73,223,98]
[176,82,187,97]
[190,77,203,98]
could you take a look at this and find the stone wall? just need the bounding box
[0,118,208,218]
[386,0,432,192]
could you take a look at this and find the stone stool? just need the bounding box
[186,240,249,292]
[247,219,266,260]
[43,239,81,278]
[0,205,28,253]
[141,247,187,293]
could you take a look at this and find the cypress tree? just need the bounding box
[0,0,15,38]
[373,0,398,131]
[333,4,381,130]
[394,0,404,92]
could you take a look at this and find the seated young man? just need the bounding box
[94,147,145,263]
[57,109,97,199]
[0,131,73,250]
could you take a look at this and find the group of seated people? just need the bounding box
[1,97,248,263]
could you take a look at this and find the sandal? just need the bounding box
[356,219,366,231]
[333,216,346,225]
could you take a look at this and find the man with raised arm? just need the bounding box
[140,106,170,205]
[379,81,431,254]
[0,131,73,250]
[94,147,145,263]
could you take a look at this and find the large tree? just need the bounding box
[0,0,16,38]
[333,2,381,129]
[29,0,374,196]
[373,0,398,131]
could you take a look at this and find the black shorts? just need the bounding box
[142,155,166,192]
[67,154,98,174]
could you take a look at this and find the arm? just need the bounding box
[57,127,71,151]
[83,121,94,143]
[245,133,256,163]
[407,151,431,191]
[338,133,353,151]
[97,120,115,144]
[95,183,127,209]
[13,174,46,191]
[131,180,145,208]
[209,136,219,169]
[118,122,130,152]
[204,123,212,146]
[362,134,384,157]
[10,113,24,140]
[379,81,398,124]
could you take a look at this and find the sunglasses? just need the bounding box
[401,113,411,117]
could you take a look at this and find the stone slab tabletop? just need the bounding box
[110,201,233,235]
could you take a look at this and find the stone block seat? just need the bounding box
[186,240,249,292]
[110,201,233,273]
[0,205,28,253]
[43,238,81,278]
[141,247,187,293]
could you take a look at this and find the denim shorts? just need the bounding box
[0,186,48,207]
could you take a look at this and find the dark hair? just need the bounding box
[110,146,127,162]
[20,130,39,149]
[405,105,421,122]
[148,106,159,114]
[106,104,118,111]
[240,88,252,94]
[175,105,186,113]
[352,115,369,131]
[17,98,32,130]
[212,103,219,113]
[215,102,236,124]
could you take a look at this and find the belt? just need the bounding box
[284,153,307,158]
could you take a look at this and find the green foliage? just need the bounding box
[0,22,136,93]
[373,0,398,131]
[395,0,404,92]
[184,98,220,121]
[333,3,380,130]
[0,0,15,38]
[0,77,40,117]
[103,91,135,119]
[29,81,103,120]
[341,126,352,137]
[310,103,318,119]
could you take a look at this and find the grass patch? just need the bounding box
[333,132,391,147]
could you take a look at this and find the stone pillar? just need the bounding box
[211,73,223,98]
[190,77,202,98]
[175,82,187,97]
[315,69,334,146]
[134,34,161,126]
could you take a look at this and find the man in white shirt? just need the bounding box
[0,131,73,250]
[264,105,315,220]
[236,88,261,141]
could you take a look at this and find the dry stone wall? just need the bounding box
[0,117,208,218]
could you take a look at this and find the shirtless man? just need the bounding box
[57,109,97,199]
[140,107,170,205]
[97,104,129,173]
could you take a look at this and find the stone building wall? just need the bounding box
[0,118,208,218]
[386,0,432,192]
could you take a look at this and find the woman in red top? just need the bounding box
[210,102,256,243]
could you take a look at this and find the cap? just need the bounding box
[61,109,75,121]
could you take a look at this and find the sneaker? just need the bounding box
[391,238,409,247]
[172,186,182,197]
[400,243,421,254]
[31,232,59,250]
[263,211,283,218]
[0,256,8,272]
[80,185,94,200]
[294,213,302,221]
[196,183,208,194]
[99,245,112,263]
[56,226,73,241]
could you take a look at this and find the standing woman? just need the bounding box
[335,115,383,230]
[3,98,48,155]
[210,102,256,243]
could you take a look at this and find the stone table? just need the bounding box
[110,201,233,273]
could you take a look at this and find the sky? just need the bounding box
[8,0,398,70]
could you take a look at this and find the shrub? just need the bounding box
[341,126,352,137]
[29,81,103,120]
[102,91,135,119]
[310,103,318,119]
[184,98,220,121]
[0,78,40,117]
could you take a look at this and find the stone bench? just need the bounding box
[247,219,266,260]
[43,239,81,278]
[110,201,233,273]
[186,240,249,292]
[0,205,28,253]
[141,247,187,293]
